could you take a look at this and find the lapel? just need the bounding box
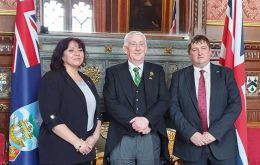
[209,64,221,121]
[185,66,199,113]
[62,71,87,110]
[118,62,135,108]
[143,62,153,108]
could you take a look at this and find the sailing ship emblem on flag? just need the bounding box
[246,76,258,93]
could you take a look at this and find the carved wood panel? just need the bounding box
[0,99,10,135]
[0,35,13,158]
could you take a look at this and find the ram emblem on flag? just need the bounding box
[246,76,258,93]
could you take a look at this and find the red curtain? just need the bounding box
[117,0,128,33]
[93,0,106,32]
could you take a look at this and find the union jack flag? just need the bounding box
[9,0,41,164]
[169,0,177,34]
[219,0,248,164]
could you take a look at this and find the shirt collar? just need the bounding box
[128,61,144,73]
[193,62,210,73]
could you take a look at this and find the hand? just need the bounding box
[140,127,151,134]
[130,117,149,132]
[202,132,216,144]
[74,139,89,155]
[85,135,98,149]
[190,132,207,147]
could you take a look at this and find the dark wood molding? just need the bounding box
[191,0,207,35]
[247,122,260,128]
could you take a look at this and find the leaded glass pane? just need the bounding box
[72,1,93,32]
[43,0,64,31]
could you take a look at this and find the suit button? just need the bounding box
[136,90,139,93]
[136,108,139,110]
[50,115,55,119]
[136,99,139,101]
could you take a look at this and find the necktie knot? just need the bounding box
[133,67,140,73]
[133,67,141,86]
[200,70,205,75]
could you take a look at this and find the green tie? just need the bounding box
[133,67,141,86]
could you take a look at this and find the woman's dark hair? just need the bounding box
[50,37,87,71]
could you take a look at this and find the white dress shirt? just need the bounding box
[128,61,144,81]
[194,62,211,127]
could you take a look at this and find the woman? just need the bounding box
[38,37,102,165]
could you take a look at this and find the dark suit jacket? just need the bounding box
[38,70,100,164]
[103,61,170,164]
[169,63,241,161]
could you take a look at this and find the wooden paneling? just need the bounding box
[0,15,15,33]
[207,25,260,41]
[0,99,10,135]
[245,43,260,124]
[0,56,12,66]
[0,34,14,160]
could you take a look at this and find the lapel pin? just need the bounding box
[149,72,154,79]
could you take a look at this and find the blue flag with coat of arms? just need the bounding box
[9,0,41,164]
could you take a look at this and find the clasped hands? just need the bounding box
[190,132,216,147]
[130,117,151,134]
[74,135,97,155]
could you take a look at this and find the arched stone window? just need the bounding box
[42,0,93,32]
